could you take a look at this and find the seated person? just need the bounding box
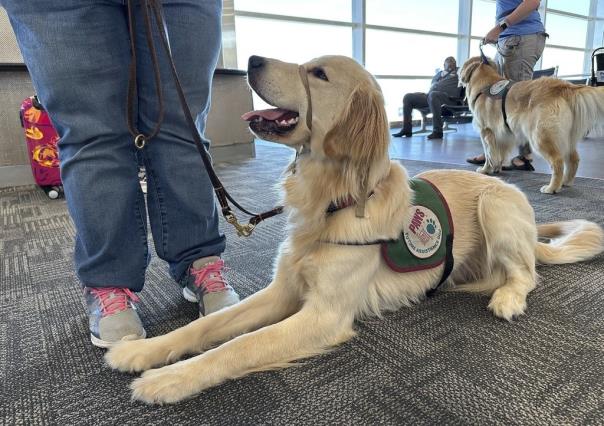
[392,56,462,139]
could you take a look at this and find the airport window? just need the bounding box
[366,0,460,34]
[545,13,589,49]
[377,78,432,120]
[541,2,593,78]
[231,0,602,120]
[233,0,352,22]
[547,0,591,16]
[234,17,352,69]
[471,0,497,37]
[365,31,458,76]
[541,47,586,76]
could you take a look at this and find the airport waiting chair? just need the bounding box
[532,66,558,79]
[413,89,465,135]
[439,87,472,132]
[566,78,588,85]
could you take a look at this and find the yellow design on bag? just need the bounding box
[25,126,44,140]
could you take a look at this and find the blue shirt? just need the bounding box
[497,0,545,38]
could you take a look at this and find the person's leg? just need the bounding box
[427,90,449,137]
[133,0,238,314]
[4,0,147,345]
[393,92,427,136]
[498,33,546,164]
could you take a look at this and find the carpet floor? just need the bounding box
[1,143,603,425]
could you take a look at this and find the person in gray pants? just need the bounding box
[392,57,461,140]
[466,0,546,171]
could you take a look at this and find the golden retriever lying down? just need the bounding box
[460,56,604,194]
[105,55,604,404]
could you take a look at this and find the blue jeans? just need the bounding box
[3,0,226,291]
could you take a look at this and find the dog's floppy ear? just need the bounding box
[323,83,389,167]
[460,56,499,86]
[459,59,481,86]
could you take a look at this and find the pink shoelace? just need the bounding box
[89,287,139,316]
[190,259,228,294]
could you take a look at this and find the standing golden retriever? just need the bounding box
[460,56,604,194]
[105,55,603,404]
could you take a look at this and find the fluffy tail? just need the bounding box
[535,220,604,264]
[571,86,604,141]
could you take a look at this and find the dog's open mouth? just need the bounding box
[242,108,299,135]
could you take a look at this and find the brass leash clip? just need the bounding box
[225,212,255,237]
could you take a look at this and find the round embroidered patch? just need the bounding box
[489,80,510,96]
[403,206,443,259]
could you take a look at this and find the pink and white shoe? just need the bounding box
[180,257,240,316]
[84,287,146,348]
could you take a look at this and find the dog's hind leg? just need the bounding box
[563,148,580,187]
[477,185,538,321]
[534,132,565,194]
[487,258,536,321]
[451,266,506,294]
[106,276,301,373]
[129,303,356,404]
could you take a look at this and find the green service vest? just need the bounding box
[381,177,454,292]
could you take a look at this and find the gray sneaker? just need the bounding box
[180,257,240,316]
[84,287,146,348]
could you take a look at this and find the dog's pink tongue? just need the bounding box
[241,108,289,121]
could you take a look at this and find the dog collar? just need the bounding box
[326,192,375,215]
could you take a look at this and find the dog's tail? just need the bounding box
[571,86,604,140]
[535,220,604,264]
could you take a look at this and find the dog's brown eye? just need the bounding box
[312,67,329,81]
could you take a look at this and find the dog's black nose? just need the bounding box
[248,55,265,70]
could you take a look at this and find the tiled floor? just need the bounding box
[389,123,604,180]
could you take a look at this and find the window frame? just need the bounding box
[224,0,602,121]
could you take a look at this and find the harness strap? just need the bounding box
[471,82,514,133]
[501,84,512,132]
[426,233,454,297]
[471,91,483,109]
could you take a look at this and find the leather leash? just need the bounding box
[125,0,283,237]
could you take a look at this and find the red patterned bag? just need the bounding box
[20,96,62,198]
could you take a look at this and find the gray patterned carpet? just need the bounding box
[1,143,603,425]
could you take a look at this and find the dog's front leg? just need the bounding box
[129,304,356,404]
[105,273,301,373]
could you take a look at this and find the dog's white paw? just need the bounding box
[488,287,527,321]
[476,166,490,175]
[130,364,196,404]
[540,185,559,194]
[105,338,178,373]
[562,179,574,187]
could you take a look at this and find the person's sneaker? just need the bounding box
[180,257,240,316]
[84,287,146,348]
